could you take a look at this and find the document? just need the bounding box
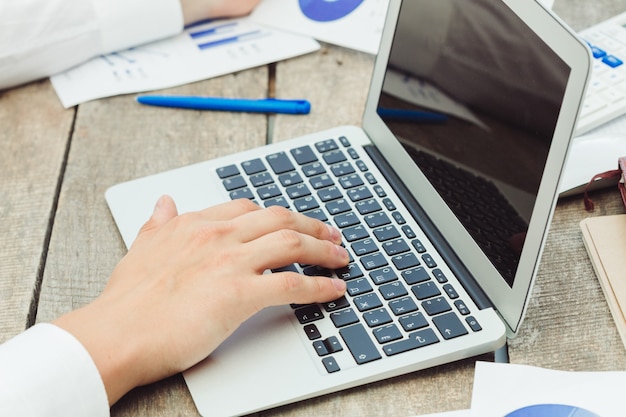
[51,17,319,108]
[470,362,626,417]
[249,0,390,54]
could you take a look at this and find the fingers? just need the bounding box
[198,198,261,222]
[252,272,347,309]
[226,204,343,245]
[242,229,349,272]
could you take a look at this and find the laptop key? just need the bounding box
[285,183,311,199]
[421,297,452,316]
[432,312,468,340]
[229,188,254,200]
[364,212,391,228]
[353,293,383,312]
[389,297,418,316]
[382,239,410,256]
[295,305,324,324]
[323,150,347,165]
[278,171,303,186]
[217,164,239,178]
[355,199,382,215]
[266,152,295,174]
[336,263,364,281]
[339,324,382,365]
[363,308,393,328]
[315,139,339,153]
[322,357,341,373]
[242,158,266,175]
[291,145,318,165]
[223,176,247,191]
[318,186,343,202]
[330,308,359,328]
[304,324,321,340]
[257,184,281,200]
[412,281,441,300]
[346,277,372,296]
[264,197,289,209]
[382,328,439,356]
[392,253,420,270]
[326,198,351,215]
[250,172,274,187]
[398,312,429,331]
[373,225,401,242]
[303,209,327,221]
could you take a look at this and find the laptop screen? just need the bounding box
[375,0,570,288]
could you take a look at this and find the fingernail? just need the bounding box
[336,244,349,261]
[154,195,166,212]
[332,278,346,292]
[326,224,342,243]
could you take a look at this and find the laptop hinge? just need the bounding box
[364,144,495,311]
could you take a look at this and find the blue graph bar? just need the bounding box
[189,22,238,39]
[197,30,263,50]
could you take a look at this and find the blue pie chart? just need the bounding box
[299,0,365,22]
[504,404,601,417]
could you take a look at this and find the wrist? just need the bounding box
[53,299,143,405]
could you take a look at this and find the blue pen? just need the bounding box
[136,95,311,115]
[377,107,447,123]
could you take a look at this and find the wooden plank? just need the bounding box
[270,45,375,142]
[509,189,626,370]
[0,80,74,342]
[34,69,268,417]
[553,0,626,31]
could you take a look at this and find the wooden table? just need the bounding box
[1,1,625,415]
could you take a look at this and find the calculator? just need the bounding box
[576,11,626,135]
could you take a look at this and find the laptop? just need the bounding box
[105,1,590,415]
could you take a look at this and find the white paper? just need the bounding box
[51,17,319,108]
[410,411,470,417]
[471,361,626,417]
[249,0,390,54]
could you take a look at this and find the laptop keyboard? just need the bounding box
[216,135,483,374]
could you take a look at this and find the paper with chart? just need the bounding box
[50,18,320,108]
[250,0,390,54]
[470,362,626,417]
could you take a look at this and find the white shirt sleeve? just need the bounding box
[0,0,184,90]
[0,323,110,417]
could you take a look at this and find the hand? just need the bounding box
[180,0,261,25]
[54,196,348,405]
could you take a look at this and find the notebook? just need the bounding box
[105,1,590,415]
[580,215,626,349]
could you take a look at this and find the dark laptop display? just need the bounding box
[376,0,570,287]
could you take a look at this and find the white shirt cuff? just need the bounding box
[92,0,184,54]
[0,323,109,417]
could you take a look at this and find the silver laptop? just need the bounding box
[105,1,590,415]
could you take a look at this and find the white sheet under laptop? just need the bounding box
[105,1,590,416]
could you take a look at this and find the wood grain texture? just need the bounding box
[0,80,74,342]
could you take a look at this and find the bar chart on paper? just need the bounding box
[50,18,319,108]
[188,20,269,51]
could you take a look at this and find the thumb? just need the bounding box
[134,195,178,243]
